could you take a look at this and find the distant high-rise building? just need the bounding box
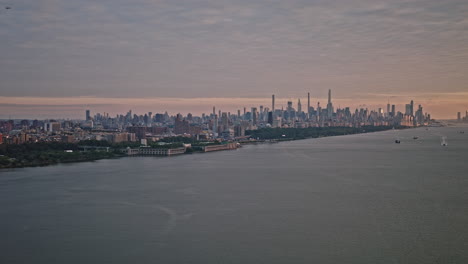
[221,112,228,129]
[297,99,302,114]
[326,89,333,118]
[287,101,293,120]
[267,111,273,125]
[415,105,424,125]
[272,95,275,113]
[458,112,461,121]
[213,115,218,135]
[174,114,190,134]
[251,107,257,125]
[405,104,411,116]
[85,110,91,121]
[213,106,215,116]
[410,100,414,116]
[391,105,396,117]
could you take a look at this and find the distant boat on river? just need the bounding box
[441,136,448,146]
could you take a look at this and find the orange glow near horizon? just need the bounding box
[1,94,467,120]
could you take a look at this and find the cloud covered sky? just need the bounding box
[1,0,467,118]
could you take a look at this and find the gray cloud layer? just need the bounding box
[1,0,468,99]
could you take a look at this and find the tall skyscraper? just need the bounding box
[272,95,275,113]
[405,104,411,116]
[297,99,302,114]
[326,89,333,118]
[213,106,215,116]
[213,114,218,135]
[287,101,293,121]
[85,110,91,121]
[410,100,414,116]
[458,112,461,121]
[221,112,228,129]
[307,92,310,117]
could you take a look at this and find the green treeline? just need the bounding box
[246,126,403,140]
[0,139,193,168]
[0,142,121,168]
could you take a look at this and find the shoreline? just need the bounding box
[0,126,413,170]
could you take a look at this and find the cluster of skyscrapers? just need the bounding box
[0,90,433,144]
[84,89,430,140]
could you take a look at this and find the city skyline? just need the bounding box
[1,87,433,146]
[1,0,468,119]
[0,91,465,120]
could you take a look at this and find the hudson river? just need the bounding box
[1,125,468,263]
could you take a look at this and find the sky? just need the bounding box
[1,0,467,119]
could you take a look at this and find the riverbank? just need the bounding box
[0,126,407,169]
[246,125,406,140]
[0,150,125,169]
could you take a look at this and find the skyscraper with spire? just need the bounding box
[297,99,302,114]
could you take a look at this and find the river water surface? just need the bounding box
[1,126,468,263]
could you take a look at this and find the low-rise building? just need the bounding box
[124,147,186,156]
[202,143,238,152]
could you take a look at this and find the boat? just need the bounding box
[393,127,400,144]
[413,136,418,140]
[441,136,448,146]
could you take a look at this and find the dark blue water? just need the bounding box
[1,126,468,263]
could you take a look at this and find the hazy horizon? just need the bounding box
[1,92,467,120]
